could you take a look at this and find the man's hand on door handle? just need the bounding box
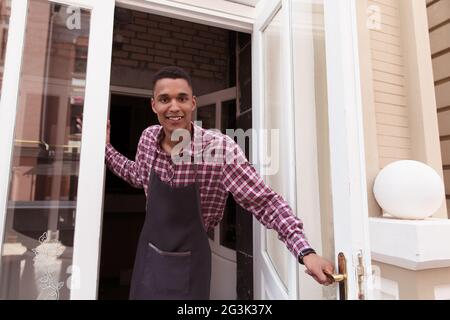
[76,117,111,144]
[303,254,335,286]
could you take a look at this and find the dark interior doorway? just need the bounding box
[97,7,252,299]
[98,93,157,300]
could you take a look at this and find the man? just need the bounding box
[103,66,334,299]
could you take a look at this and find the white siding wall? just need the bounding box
[368,0,412,168]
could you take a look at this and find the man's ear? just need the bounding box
[192,95,197,112]
[151,97,157,114]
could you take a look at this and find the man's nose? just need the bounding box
[168,98,181,110]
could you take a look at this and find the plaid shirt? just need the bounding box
[105,122,312,259]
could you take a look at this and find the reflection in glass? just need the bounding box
[291,0,334,299]
[0,0,91,300]
[262,7,290,290]
[0,0,11,95]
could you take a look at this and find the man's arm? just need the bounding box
[220,137,334,285]
[104,122,146,189]
[221,141,311,258]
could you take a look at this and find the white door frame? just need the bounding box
[116,0,254,33]
[323,0,373,299]
[196,86,237,262]
[66,0,115,300]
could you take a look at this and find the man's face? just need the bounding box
[151,78,196,136]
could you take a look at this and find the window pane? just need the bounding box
[0,0,91,300]
[0,0,11,95]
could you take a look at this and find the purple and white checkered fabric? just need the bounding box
[105,122,312,259]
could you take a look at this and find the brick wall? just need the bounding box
[111,8,230,96]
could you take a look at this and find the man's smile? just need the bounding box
[166,115,184,122]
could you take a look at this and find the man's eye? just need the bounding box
[159,98,169,103]
[178,97,188,102]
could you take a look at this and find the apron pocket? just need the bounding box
[143,242,191,295]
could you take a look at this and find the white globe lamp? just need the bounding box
[373,160,445,220]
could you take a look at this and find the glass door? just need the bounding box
[253,0,299,300]
[252,0,374,300]
[0,0,114,299]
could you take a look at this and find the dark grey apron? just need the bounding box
[129,153,211,300]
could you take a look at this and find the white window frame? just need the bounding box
[0,1,28,262]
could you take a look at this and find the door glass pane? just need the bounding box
[291,0,334,299]
[292,0,336,299]
[262,7,289,289]
[0,0,11,95]
[0,0,90,300]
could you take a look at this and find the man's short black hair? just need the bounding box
[151,66,193,93]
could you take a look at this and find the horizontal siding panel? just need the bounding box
[370,30,402,46]
[373,70,405,86]
[432,52,450,82]
[374,23,402,37]
[379,157,405,168]
[371,49,404,65]
[427,0,450,29]
[429,22,450,55]
[379,14,401,28]
[372,60,405,76]
[435,81,450,108]
[376,113,409,127]
[373,81,406,96]
[371,39,402,56]
[377,124,411,138]
[375,92,407,106]
[438,110,450,136]
[375,103,409,116]
[378,135,411,148]
[379,146,411,159]
[369,0,400,18]
[371,0,398,8]
[442,140,450,166]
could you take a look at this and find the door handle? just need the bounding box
[325,252,347,300]
[324,270,346,283]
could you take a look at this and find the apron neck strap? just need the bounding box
[151,150,198,183]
